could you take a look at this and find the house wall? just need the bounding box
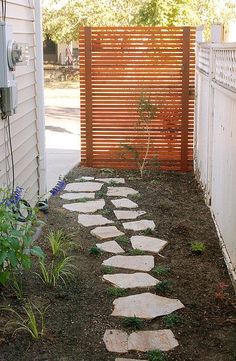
[0,0,45,205]
[195,38,236,287]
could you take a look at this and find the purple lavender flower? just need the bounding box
[1,186,24,206]
[49,179,66,197]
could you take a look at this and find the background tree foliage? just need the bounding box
[43,0,236,43]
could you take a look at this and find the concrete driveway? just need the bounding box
[44,85,80,191]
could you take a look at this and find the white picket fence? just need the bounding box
[195,36,236,287]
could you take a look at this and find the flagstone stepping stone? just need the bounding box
[114,210,146,220]
[60,192,95,200]
[131,236,167,254]
[103,329,128,353]
[107,187,139,197]
[75,176,95,181]
[63,199,105,213]
[123,220,155,231]
[103,272,159,289]
[78,214,113,227]
[128,330,179,352]
[96,177,125,184]
[96,241,125,254]
[111,292,184,319]
[91,226,124,239]
[102,255,154,272]
[65,182,103,192]
[111,198,138,209]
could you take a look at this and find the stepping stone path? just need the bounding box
[60,192,95,200]
[111,292,184,319]
[91,226,124,240]
[131,236,167,254]
[63,199,105,213]
[114,210,146,220]
[103,272,159,289]
[111,198,138,209]
[96,241,125,254]
[107,187,139,197]
[102,255,154,272]
[95,177,125,184]
[75,176,95,181]
[116,359,147,361]
[65,182,103,192]
[103,329,178,353]
[123,220,155,231]
[61,176,185,357]
[78,214,113,227]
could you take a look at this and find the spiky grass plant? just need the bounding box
[115,235,130,244]
[152,266,171,277]
[129,248,145,255]
[89,246,101,256]
[47,230,75,257]
[155,280,171,294]
[2,302,49,339]
[36,256,77,287]
[163,313,183,327]
[106,287,126,297]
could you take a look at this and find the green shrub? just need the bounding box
[0,188,44,286]
[115,235,130,244]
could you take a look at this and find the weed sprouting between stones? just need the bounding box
[147,349,167,361]
[77,197,93,203]
[101,208,113,217]
[163,313,183,327]
[122,316,144,330]
[155,280,171,294]
[115,235,130,244]
[108,180,121,186]
[89,247,101,256]
[102,266,114,274]
[106,287,127,297]
[129,193,141,200]
[152,266,171,277]
[190,241,206,255]
[143,227,155,236]
[129,248,145,255]
[97,190,107,198]
[100,168,115,175]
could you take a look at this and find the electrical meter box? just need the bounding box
[0,21,29,115]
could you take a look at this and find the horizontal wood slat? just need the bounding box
[79,26,195,171]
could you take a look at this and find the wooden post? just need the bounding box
[181,27,191,172]
[84,27,93,167]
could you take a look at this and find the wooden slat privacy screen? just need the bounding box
[79,27,195,171]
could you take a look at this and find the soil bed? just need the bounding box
[0,167,236,361]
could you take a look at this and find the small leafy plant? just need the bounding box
[122,316,143,330]
[129,248,145,255]
[106,287,126,297]
[89,246,101,256]
[2,302,49,339]
[153,266,170,277]
[36,256,77,287]
[190,242,206,255]
[77,197,93,202]
[148,349,167,361]
[155,280,171,294]
[163,313,183,327]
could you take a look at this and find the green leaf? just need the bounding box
[0,271,10,285]
[31,246,44,259]
[21,255,32,270]
[7,251,18,268]
[0,251,8,265]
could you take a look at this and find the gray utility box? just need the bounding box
[0,21,15,88]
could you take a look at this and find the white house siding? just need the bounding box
[0,0,45,205]
[195,40,236,288]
